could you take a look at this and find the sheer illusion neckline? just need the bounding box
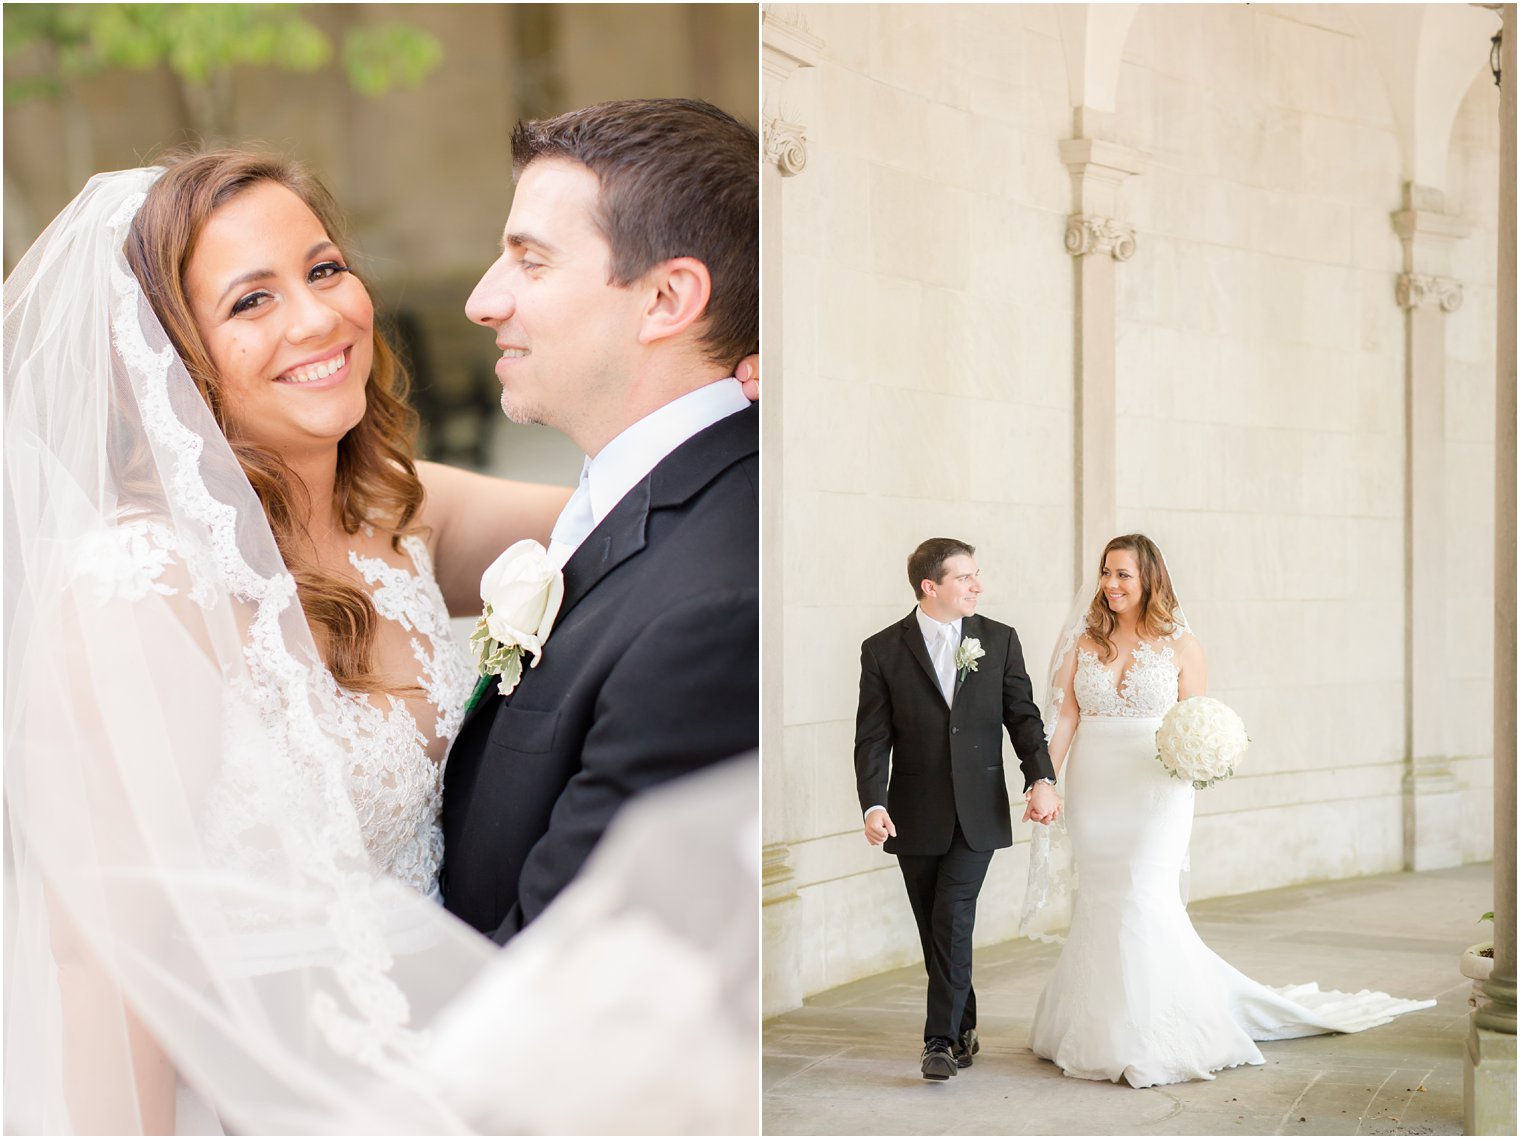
[1073,639,1179,720]
[1081,639,1161,697]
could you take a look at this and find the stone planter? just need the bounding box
[1462,942,1495,1008]
[1463,942,1496,981]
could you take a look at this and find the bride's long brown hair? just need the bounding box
[124,149,423,692]
[1083,533,1181,663]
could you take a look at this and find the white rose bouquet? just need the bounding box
[1155,696,1250,789]
[466,539,565,712]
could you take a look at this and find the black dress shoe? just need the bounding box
[954,1028,979,1068]
[920,1037,957,1080]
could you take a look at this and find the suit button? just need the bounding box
[951,727,960,735]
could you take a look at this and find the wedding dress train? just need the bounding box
[1028,641,1434,1088]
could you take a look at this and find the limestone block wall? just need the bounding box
[766,2,1500,1013]
[774,3,1079,1002]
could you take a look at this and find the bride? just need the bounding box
[4,152,757,1133]
[1025,534,1434,1088]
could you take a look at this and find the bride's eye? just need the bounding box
[310,261,352,284]
[231,290,273,316]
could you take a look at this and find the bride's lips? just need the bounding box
[274,345,351,390]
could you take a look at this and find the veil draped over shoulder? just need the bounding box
[3,169,756,1134]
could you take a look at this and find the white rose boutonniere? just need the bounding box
[955,636,984,682]
[465,539,565,713]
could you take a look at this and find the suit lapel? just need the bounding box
[458,405,757,739]
[900,611,945,703]
[952,614,981,704]
[456,482,651,740]
[560,403,756,623]
[555,480,650,625]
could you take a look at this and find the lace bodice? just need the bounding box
[81,521,471,900]
[1073,640,1179,719]
[333,534,473,898]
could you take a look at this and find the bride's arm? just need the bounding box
[24,581,207,1135]
[1176,632,1208,699]
[46,896,175,1134]
[417,461,574,617]
[1044,641,1082,779]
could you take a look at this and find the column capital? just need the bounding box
[1397,272,1465,312]
[1058,136,1148,179]
[1066,213,1136,261]
[1392,182,1473,281]
[1058,136,1147,228]
[764,116,809,177]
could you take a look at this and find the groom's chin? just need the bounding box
[500,396,545,427]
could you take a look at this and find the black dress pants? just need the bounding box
[896,821,994,1042]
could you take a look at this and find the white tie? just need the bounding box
[935,624,957,705]
[547,465,594,570]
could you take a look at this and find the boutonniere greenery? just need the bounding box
[465,539,565,715]
[955,636,984,682]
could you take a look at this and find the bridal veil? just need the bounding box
[4,168,755,1134]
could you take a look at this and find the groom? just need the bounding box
[855,538,1058,1079]
[441,99,758,944]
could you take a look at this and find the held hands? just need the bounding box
[1022,781,1062,825]
[864,807,897,846]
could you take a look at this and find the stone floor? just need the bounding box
[763,864,1492,1136]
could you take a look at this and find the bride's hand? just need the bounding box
[736,354,760,401]
[1024,783,1061,825]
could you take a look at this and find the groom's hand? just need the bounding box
[864,807,896,845]
[1023,782,1061,825]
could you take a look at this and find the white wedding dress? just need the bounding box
[330,532,473,898]
[1028,638,1434,1088]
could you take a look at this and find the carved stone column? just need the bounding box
[760,4,822,1018]
[1059,125,1146,578]
[1467,6,1517,1132]
[1392,183,1469,873]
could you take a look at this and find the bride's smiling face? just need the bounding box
[184,181,374,458]
[1100,549,1143,617]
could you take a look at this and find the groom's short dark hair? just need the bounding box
[510,98,758,368]
[908,538,976,599]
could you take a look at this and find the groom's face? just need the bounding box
[922,554,982,620]
[465,158,646,444]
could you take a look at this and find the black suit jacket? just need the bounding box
[853,610,1053,856]
[441,405,759,943]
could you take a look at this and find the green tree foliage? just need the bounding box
[4,4,442,109]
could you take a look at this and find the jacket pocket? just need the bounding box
[489,706,560,755]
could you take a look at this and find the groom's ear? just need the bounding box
[636,256,712,346]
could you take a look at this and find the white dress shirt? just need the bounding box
[865,607,963,822]
[547,377,749,568]
[915,608,964,701]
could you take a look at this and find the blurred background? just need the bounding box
[4,2,759,484]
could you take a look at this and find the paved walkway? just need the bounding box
[764,864,1492,1135]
